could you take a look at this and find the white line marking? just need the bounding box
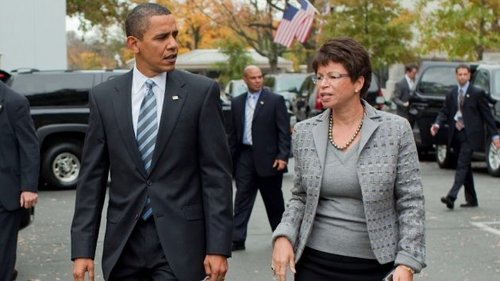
[470,221,500,236]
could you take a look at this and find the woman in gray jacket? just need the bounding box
[271,38,425,281]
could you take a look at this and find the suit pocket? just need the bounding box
[182,204,204,221]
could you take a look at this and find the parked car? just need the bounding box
[4,68,127,189]
[408,61,472,154]
[293,73,385,122]
[224,79,247,98]
[264,73,309,112]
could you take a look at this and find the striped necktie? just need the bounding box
[137,79,157,220]
[137,80,158,172]
[243,94,257,145]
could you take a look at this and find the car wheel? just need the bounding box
[42,142,82,189]
[436,144,456,169]
[486,144,500,177]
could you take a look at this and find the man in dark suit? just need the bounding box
[0,81,39,281]
[431,64,500,209]
[229,65,291,251]
[392,63,418,128]
[70,4,232,281]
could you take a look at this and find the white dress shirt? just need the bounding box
[131,67,166,136]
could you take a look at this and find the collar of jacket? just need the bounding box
[311,100,381,169]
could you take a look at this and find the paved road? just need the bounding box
[17,159,500,281]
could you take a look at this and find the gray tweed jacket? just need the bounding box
[273,101,426,272]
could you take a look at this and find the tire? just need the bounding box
[42,142,82,189]
[436,144,456,169]
[486,144,500,177]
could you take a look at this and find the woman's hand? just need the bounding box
[271,237,295,281]
[392,265,414,281]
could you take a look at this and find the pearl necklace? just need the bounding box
[329,111,364,151]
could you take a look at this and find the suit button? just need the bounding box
[147,181,152,186]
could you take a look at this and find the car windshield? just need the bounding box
[274,74,307,92]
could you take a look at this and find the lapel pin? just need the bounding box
[466,94,470,98]
[0,104,3,111]
[260,101,264,105]
[172,96,179,100]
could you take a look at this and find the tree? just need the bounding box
[416,0,500,60]
[320,0,415,70]
[67,31,131,69]
[67,0,131,34]
[192,0,316,73]
[214,39,255,86]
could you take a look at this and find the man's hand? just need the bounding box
[273,159,287,171]
[204,254,228,281]
[73,258,95,281]
[493,138,500,150]
[403,101,409,107]
[20,191,38,209]
[430,124,439,136]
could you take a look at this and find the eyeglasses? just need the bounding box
[312,72,350,85]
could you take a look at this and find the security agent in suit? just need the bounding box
[392,63,418,128]
[229,65,291,251]
[70,4,233,281]
[0,81,39,281]
[431,64,500,209]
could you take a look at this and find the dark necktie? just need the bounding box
[137,79,157,220]
[455,89,465,131]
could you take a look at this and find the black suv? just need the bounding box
[409,61,500,177]
[4,69,127,189]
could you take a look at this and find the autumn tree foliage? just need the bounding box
[320,0,415,70]
[415,0,500,60]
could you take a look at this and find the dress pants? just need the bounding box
[447,130,477,203]
[0,205,21,281]
[109,218,177,281]
[233,147,285,243]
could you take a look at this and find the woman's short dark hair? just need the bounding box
[312,37,372,96]
[125,3,171,39]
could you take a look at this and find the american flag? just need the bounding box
[274,0,316,47]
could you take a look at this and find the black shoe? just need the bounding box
[232,241,246,251]
[12,269,18,280]
[440,196,454,209]
[460,202,478,208]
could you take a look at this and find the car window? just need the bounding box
[472,69,490,95]
[274,74,306,92]
[11,73,94,106]
[263,77,276,90]
[368,75,379,92]
[299,75,315,97]
[491,70,500,98]
[226,79,247,97]
[417,66,457,97]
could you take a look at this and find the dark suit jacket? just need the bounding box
[392,78,412,119]
[229,88,290,176]
[0,82,39,211]
[435,85,498,151]
[70,70,233,281]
